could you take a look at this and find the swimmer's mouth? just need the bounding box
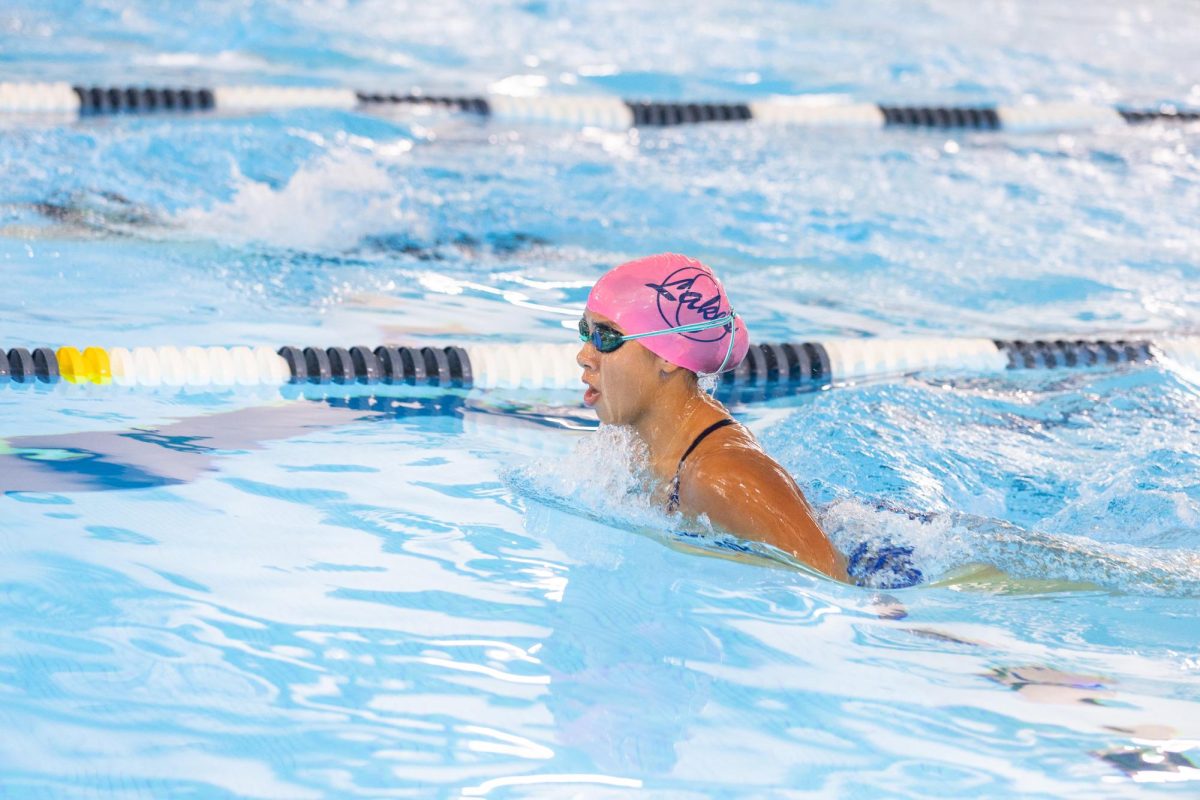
[582,377,600,407]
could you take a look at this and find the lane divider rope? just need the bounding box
[1,337,1195,392]
[1,82,1197,131]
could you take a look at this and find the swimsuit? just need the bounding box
[666,418,736,514]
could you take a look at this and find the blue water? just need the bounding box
[2,1,1200,797]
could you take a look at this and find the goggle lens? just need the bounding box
[578,318,625,353]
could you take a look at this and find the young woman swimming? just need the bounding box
[576,253,847,580]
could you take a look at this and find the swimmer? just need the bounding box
[576,253,847,580]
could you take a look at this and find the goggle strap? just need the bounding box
[715,311,737,374]
[617,312,736,342]
[580,311,740,370]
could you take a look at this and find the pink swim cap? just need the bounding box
[586,253,750,374]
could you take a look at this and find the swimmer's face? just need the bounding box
[576,310,665,426]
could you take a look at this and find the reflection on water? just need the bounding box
[1097,745,1200,784]
[987,662,1200,784]
[1,393,591,494]
[988,665,1112,704]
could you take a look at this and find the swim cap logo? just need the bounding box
[645,266,728,342]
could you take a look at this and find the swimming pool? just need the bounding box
[2,0,1199,796]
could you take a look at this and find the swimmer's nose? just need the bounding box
[576,342,598,370]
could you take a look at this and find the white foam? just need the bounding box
[508,424,669,528]
[820,497,1200,595]
[174,149,421,251]
[820,498,966,580]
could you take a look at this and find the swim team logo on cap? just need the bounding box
[586,253,750,374]
[645,264,729,342]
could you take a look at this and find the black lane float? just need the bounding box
[4,337,1196,393]
[1,81,1197,132]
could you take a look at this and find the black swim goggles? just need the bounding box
[577,311,740,372]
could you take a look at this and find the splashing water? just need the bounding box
[820,498,1200,596]
[174,148,424,252]
[509,424,658,523]
[509,398,1200,596]
[509,421,929,582]
[506,423,816,567]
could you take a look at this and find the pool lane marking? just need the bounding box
[1,81,1197,131]
[4,337,1195,392]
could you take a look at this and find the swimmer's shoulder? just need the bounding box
[677,423,793,507]
[684,421,757,467]
[677,430,844,579]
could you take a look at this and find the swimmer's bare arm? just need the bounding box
[678,449,848,580]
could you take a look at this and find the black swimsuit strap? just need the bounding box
[677,418,736,469]
[667,418,736,514]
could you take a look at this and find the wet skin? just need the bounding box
[577,310,848,580]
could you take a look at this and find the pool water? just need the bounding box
[2,1,1199,797]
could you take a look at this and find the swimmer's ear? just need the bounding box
[655,355,685,377]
